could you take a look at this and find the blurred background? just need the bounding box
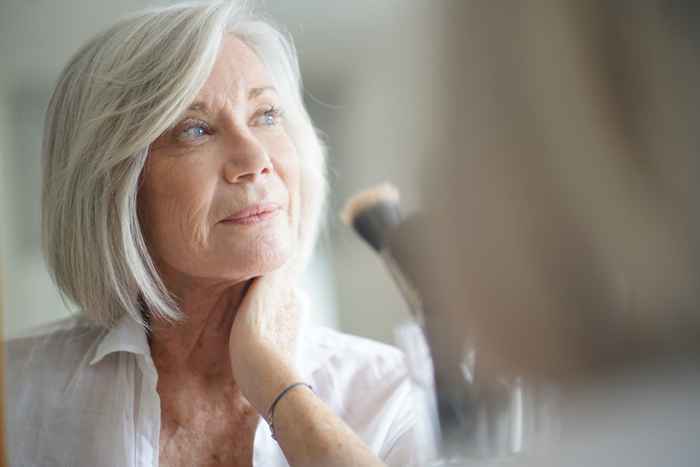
[0,0,442,342]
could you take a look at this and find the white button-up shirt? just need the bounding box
[4,307,433,466]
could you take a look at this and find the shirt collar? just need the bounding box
[88,288,322,378]
[89,312,151,366]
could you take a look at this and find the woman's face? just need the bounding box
[139,35,300,286]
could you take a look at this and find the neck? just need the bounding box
[148,272,251,383]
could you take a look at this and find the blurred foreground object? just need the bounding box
[398,0,700,464]
[0,256,6,467]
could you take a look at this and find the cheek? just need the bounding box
[139,160,216,258]
[273,141,302,228]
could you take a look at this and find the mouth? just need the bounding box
[220,203,282,226]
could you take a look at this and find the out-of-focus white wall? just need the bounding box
[0,0,442,345]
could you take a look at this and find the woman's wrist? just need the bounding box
[266,382,387,467]
[233,343,302,414]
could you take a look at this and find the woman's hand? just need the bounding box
[227,267,388,467]
[228,266,303,414]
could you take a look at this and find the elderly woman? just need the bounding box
[4,2,428,466]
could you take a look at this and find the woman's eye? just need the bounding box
[177,121,210,141]
[184,127,206,138]
[253,106,284,127]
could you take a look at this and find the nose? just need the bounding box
[222,130,273,184]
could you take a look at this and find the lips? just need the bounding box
[220,203,281,225]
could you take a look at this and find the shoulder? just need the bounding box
[300,325,412,421]
[4,314,106,405]
[301,325,408,385]
[3,316,124,466]
[5,314,104,371]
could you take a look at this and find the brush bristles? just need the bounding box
[341,183,401,252]
[340,183,400,226]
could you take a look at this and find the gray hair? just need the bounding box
[42,1,327,328]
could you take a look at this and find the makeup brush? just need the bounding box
[340,183,425,325]
[342,184,467,456]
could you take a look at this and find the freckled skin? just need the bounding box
[157,378,258,467]
[139,35,302,467]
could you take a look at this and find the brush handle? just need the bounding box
[379,249,425,325]
[379,248,468,456]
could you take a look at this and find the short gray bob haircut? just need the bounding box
[42,1,327,328]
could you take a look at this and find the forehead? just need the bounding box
[198,34,273,99]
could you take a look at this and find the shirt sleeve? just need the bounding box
[383,427,420,467]
[305,326,440,466]
[378,369,440,466]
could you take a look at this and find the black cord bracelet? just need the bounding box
[265,382,314,440]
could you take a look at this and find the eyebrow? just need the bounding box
[249,85,277,99]
[185,86,278,113]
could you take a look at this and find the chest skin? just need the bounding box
[157,375,259,467]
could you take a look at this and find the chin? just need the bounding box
[207,220,296,278]
[250,246,290,273]
[224,236,293,277]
